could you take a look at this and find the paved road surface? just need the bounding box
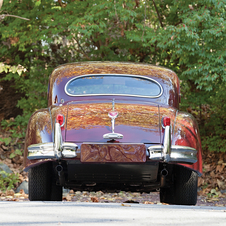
[0,202,226,226]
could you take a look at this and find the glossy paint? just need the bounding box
[52,100,162,143]
[24,62,202,174]
[48,62,180,109]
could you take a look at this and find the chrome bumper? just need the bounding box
[27,121,77,160]
[27,142,77,160]
[148,124,197,164]
[148,145,197,164]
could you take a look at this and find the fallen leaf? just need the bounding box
[203,164,212,173]
[5,196,13,199]
[6,190,14,196]
[198,177,205,187]
[19,189,25,194]
[216,164,225,173]
[215,204,224,207]
[143,201,154,204]
[65,194,72,201]
[91,197,99,202]
[210,171,215,178]
[207,198,219,203]
[217,179,225,189]
[121,203,131,207]
[14,193,22,198]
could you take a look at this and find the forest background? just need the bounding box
[0,0,225,192]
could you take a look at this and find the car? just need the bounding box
[23,62,202,204]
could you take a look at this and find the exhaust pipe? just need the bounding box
[160,169,168,187]
[55,165,65,186]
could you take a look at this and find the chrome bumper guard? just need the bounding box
[27,142,77,160]
[148,125,197,164]
[148,145,197,164]
[27,122,77,160]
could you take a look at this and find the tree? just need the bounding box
[0,0,225,152]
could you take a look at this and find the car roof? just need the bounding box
[49,61,179,87]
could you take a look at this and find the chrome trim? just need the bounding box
[27,142,78,160]
[54,122,62,159]
[109,112,117,134]
[162,125,171,162]
[103,99,124,139]
[27,121,78,160]
[82,142,144,144]
[28,142,54,154]
[48,107,54,142]
[64,74,163,98]
[148,145,197,164]
[103,132,123,139]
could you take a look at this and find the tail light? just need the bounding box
[163,117,171,127]
[56,114,64,127]
[175,139,189,146]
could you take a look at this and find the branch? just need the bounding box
[58,0,67,8]
[152,0,163,28]
[0,14,30,22]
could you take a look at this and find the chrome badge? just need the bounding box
[103,99,123,140]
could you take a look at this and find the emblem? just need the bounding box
[108,99,118,133]
[103,99,123,140]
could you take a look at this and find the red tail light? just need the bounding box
[175,139,189,146]
[56,114,64,126]
[163,117,171,127]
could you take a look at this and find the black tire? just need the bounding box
[28,163,62,201]
[160,166,198,205]
[50,182,63,201]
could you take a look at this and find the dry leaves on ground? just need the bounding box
[0,189,28,201]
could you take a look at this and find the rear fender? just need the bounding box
[172,112,202,173]
[23,108,53,170]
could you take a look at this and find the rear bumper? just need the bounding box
[27,142,197,164]
[148,145,197,164]
[27,142,77,160]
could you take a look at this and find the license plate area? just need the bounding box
[81,143,146,163]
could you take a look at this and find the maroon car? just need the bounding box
[24,62,202,204]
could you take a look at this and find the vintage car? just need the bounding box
[23,62,202,205]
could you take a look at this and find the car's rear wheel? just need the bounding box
[50,181,63,201]
[160,165,198,205]
[28,163,62,201]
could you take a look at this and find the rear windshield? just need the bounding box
[65,75,162,97]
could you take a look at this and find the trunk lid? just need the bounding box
[51,100,176,144]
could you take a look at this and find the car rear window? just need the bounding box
[65,74,162,97]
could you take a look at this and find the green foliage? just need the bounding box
[0,63,26,76]
[0,0,225,152]
[0,171,20,191]
[0,137,12,146]
[9,149,23,159]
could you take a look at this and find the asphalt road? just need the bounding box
[0,202,226,226]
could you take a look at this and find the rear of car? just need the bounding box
[24,62,202,205]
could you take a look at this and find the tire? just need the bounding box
[160,165,198,205]
[28,163,62,201]
[50,182,63,201]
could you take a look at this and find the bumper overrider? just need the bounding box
[27,123,197,164]
[27,122,77,160]
[148,125,197,164]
